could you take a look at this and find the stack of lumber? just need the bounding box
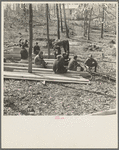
[4,62,53,71]
[4,71,90,84]
[4,61,91,84]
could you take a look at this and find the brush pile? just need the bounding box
[84,44,102,51]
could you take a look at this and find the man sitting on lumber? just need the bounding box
[68,55,84,71]
[34,42,40,55]
[34,51,47,68]
[85,54,97,72]
[53,55,67,74]
[20,44,28,61]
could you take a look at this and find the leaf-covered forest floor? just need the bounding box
[4,19,117,115]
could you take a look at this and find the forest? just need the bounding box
[3,3,117,116]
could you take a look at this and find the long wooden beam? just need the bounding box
[4,65,91,77]
[4,76,90,84]
[4,71,90,84]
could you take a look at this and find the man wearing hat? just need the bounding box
[34,42,40,55]
[85,54,97,72]
[53,55,67,73]
[68,55,83,71]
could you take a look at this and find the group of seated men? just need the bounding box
[53,53,97,73]
[19,40,98,73]
[20,41,47,68]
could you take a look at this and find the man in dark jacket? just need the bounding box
[34,42,40,55]
[53,39,69,59]
[20,44,28,60]
[85,54,97,72]
[68,55,83,71]
[53,55,67,74]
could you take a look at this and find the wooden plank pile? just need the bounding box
[4,71,90,84]
[4,60,91,84]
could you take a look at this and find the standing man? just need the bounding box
[34,42,40,55]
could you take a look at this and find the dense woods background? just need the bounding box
[4,3,116,45]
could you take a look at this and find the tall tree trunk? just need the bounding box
[56,4,60,39]
[48,4,50,20]
[105,7,106,32]
[28,4,33,73]
[59,4,63,33]
[24,4,27,32]
[88,8,93,40]
[85,10,88,35]
[84,5,88,37]
[46,4,50,58]
[67,3,69,23]
[84,10,86,36]
[99,7,100,22]
[54,4,55,16]
[101,6,104,38]
[63,4,69,38]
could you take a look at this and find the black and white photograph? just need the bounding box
[1,1,118,149]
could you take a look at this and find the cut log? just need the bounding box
[92,109,116,115]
